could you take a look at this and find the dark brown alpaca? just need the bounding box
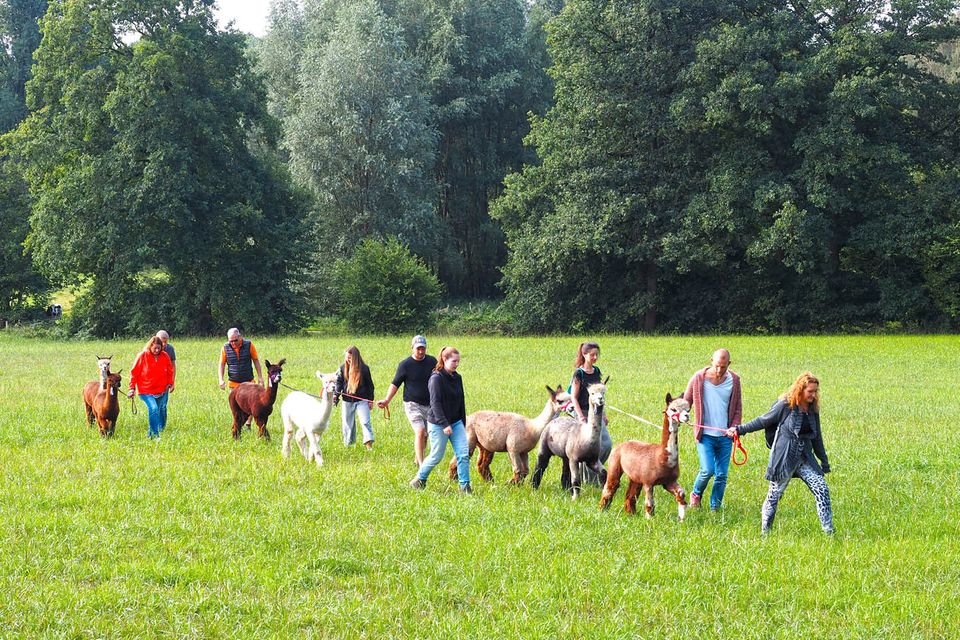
[229,359,285,441]
[83,371,122,437]
[599,393,691,520]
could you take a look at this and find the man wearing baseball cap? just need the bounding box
[378,335,437,466]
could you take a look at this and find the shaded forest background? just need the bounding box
[2,0,959,335]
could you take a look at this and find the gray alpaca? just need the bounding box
[531,377,609,499]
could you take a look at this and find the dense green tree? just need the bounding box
[9,0,310,336]
[493,0,721,331]
[0,0,49,319]
[494,0,960,332]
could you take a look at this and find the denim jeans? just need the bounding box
[139,390,169,439]
[417,420,470,487]
[692,433,733,509]
[341,400,374,445]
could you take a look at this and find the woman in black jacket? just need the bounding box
[409,346,470,493]
[336,346,375,449]
[727,372,833,534]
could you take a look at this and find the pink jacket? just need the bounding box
[683,367,742,442]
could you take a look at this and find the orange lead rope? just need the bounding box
[731,431,748,466]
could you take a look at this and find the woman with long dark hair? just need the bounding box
[409,346,470,493]
[336,346,375,449]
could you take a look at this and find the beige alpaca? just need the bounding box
[448,386,568,484]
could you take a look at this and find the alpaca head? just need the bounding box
[265,359,286,387]
[96,355,112,374]
[664,393,691,432]
[316,371,337,397]
[587,377,609,411]
[105,371,122,396]
[545,384,571,412]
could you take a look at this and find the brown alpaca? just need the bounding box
[599,393,691,520]
[229,359,285,441]
[83,371,122,438]
[448,386,568,484]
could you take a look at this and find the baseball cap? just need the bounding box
[412,335,427,348]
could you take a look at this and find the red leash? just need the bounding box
[696,423,748,466]
[337,390,390,421]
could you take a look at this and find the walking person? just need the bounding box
[156,330,176,386]
[410,346,471,493]
[127,335,175,439]
[569,341,603,424]
[727,372,833,534]
[218,328,264,429]
[683,348,743,510]
[377,335,437,466]
[336,346,375,450]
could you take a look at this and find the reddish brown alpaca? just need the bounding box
[229,359,285,441]
[83,371,122,438]
[599,393,691,521]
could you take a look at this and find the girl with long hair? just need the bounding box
[335,346,376,449]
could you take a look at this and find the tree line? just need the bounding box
[1,0,959,335]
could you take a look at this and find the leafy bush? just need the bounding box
[334,238,442,333]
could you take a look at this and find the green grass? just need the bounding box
[1,333,958,638]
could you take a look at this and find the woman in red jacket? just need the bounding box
[127,335,175,439]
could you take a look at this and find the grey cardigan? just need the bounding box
[736,400,830,482]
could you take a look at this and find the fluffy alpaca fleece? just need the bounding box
[281,371,337,467]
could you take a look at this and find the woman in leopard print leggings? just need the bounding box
[727,372,833,534]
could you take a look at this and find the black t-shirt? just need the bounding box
[391,355,438,405]
[799,411,813,436]
[573,366,603,413]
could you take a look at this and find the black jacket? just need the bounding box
[336,364,375,402]
[427,369,465,427]
[737,399,830,482]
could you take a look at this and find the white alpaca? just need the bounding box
[97,355,112,390]
[281,371,337,467]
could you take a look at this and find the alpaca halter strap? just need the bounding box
[606,404,748,466]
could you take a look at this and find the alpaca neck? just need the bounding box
[99,369,108,391]
[664,419,679,467]
[580,403,603,443]
[319,391,334,422]
[527,399,556,438]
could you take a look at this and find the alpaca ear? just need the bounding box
[315,370,324,379]
[277,358,286,367]
[665,392,673,403]
[115,369,122,375]
[546,385,556,398]
[265,360,272,368]
[603,375,610,385]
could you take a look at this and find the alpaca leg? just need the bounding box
[599,472,622,511]
[518,452,530,483]
[643,485,655,518]
[478,446,495,482]
[568,457,582,500]
[281,426,293,458]
[507,450,525,485]
[665,481,688,522]
[85,403,94,426]
[232,411,247,440]
[255,417,270,442]
[295,429,310,459]
[530,445,552,490]
[586,459,607,487]
[307,430,323,467]
[560,459,571,492]
[623,481,641,514]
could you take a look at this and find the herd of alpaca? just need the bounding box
[80,354,695,520]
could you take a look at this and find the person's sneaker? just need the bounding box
[409,477,425,490]
[689,493,702,508]
[460,483,472,495]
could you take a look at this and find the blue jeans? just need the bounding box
[417,421,470,487]
[340,400,374,445]
[692,433,733,509]
[139,391,169,439]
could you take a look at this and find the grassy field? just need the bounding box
[1,333,958,638]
